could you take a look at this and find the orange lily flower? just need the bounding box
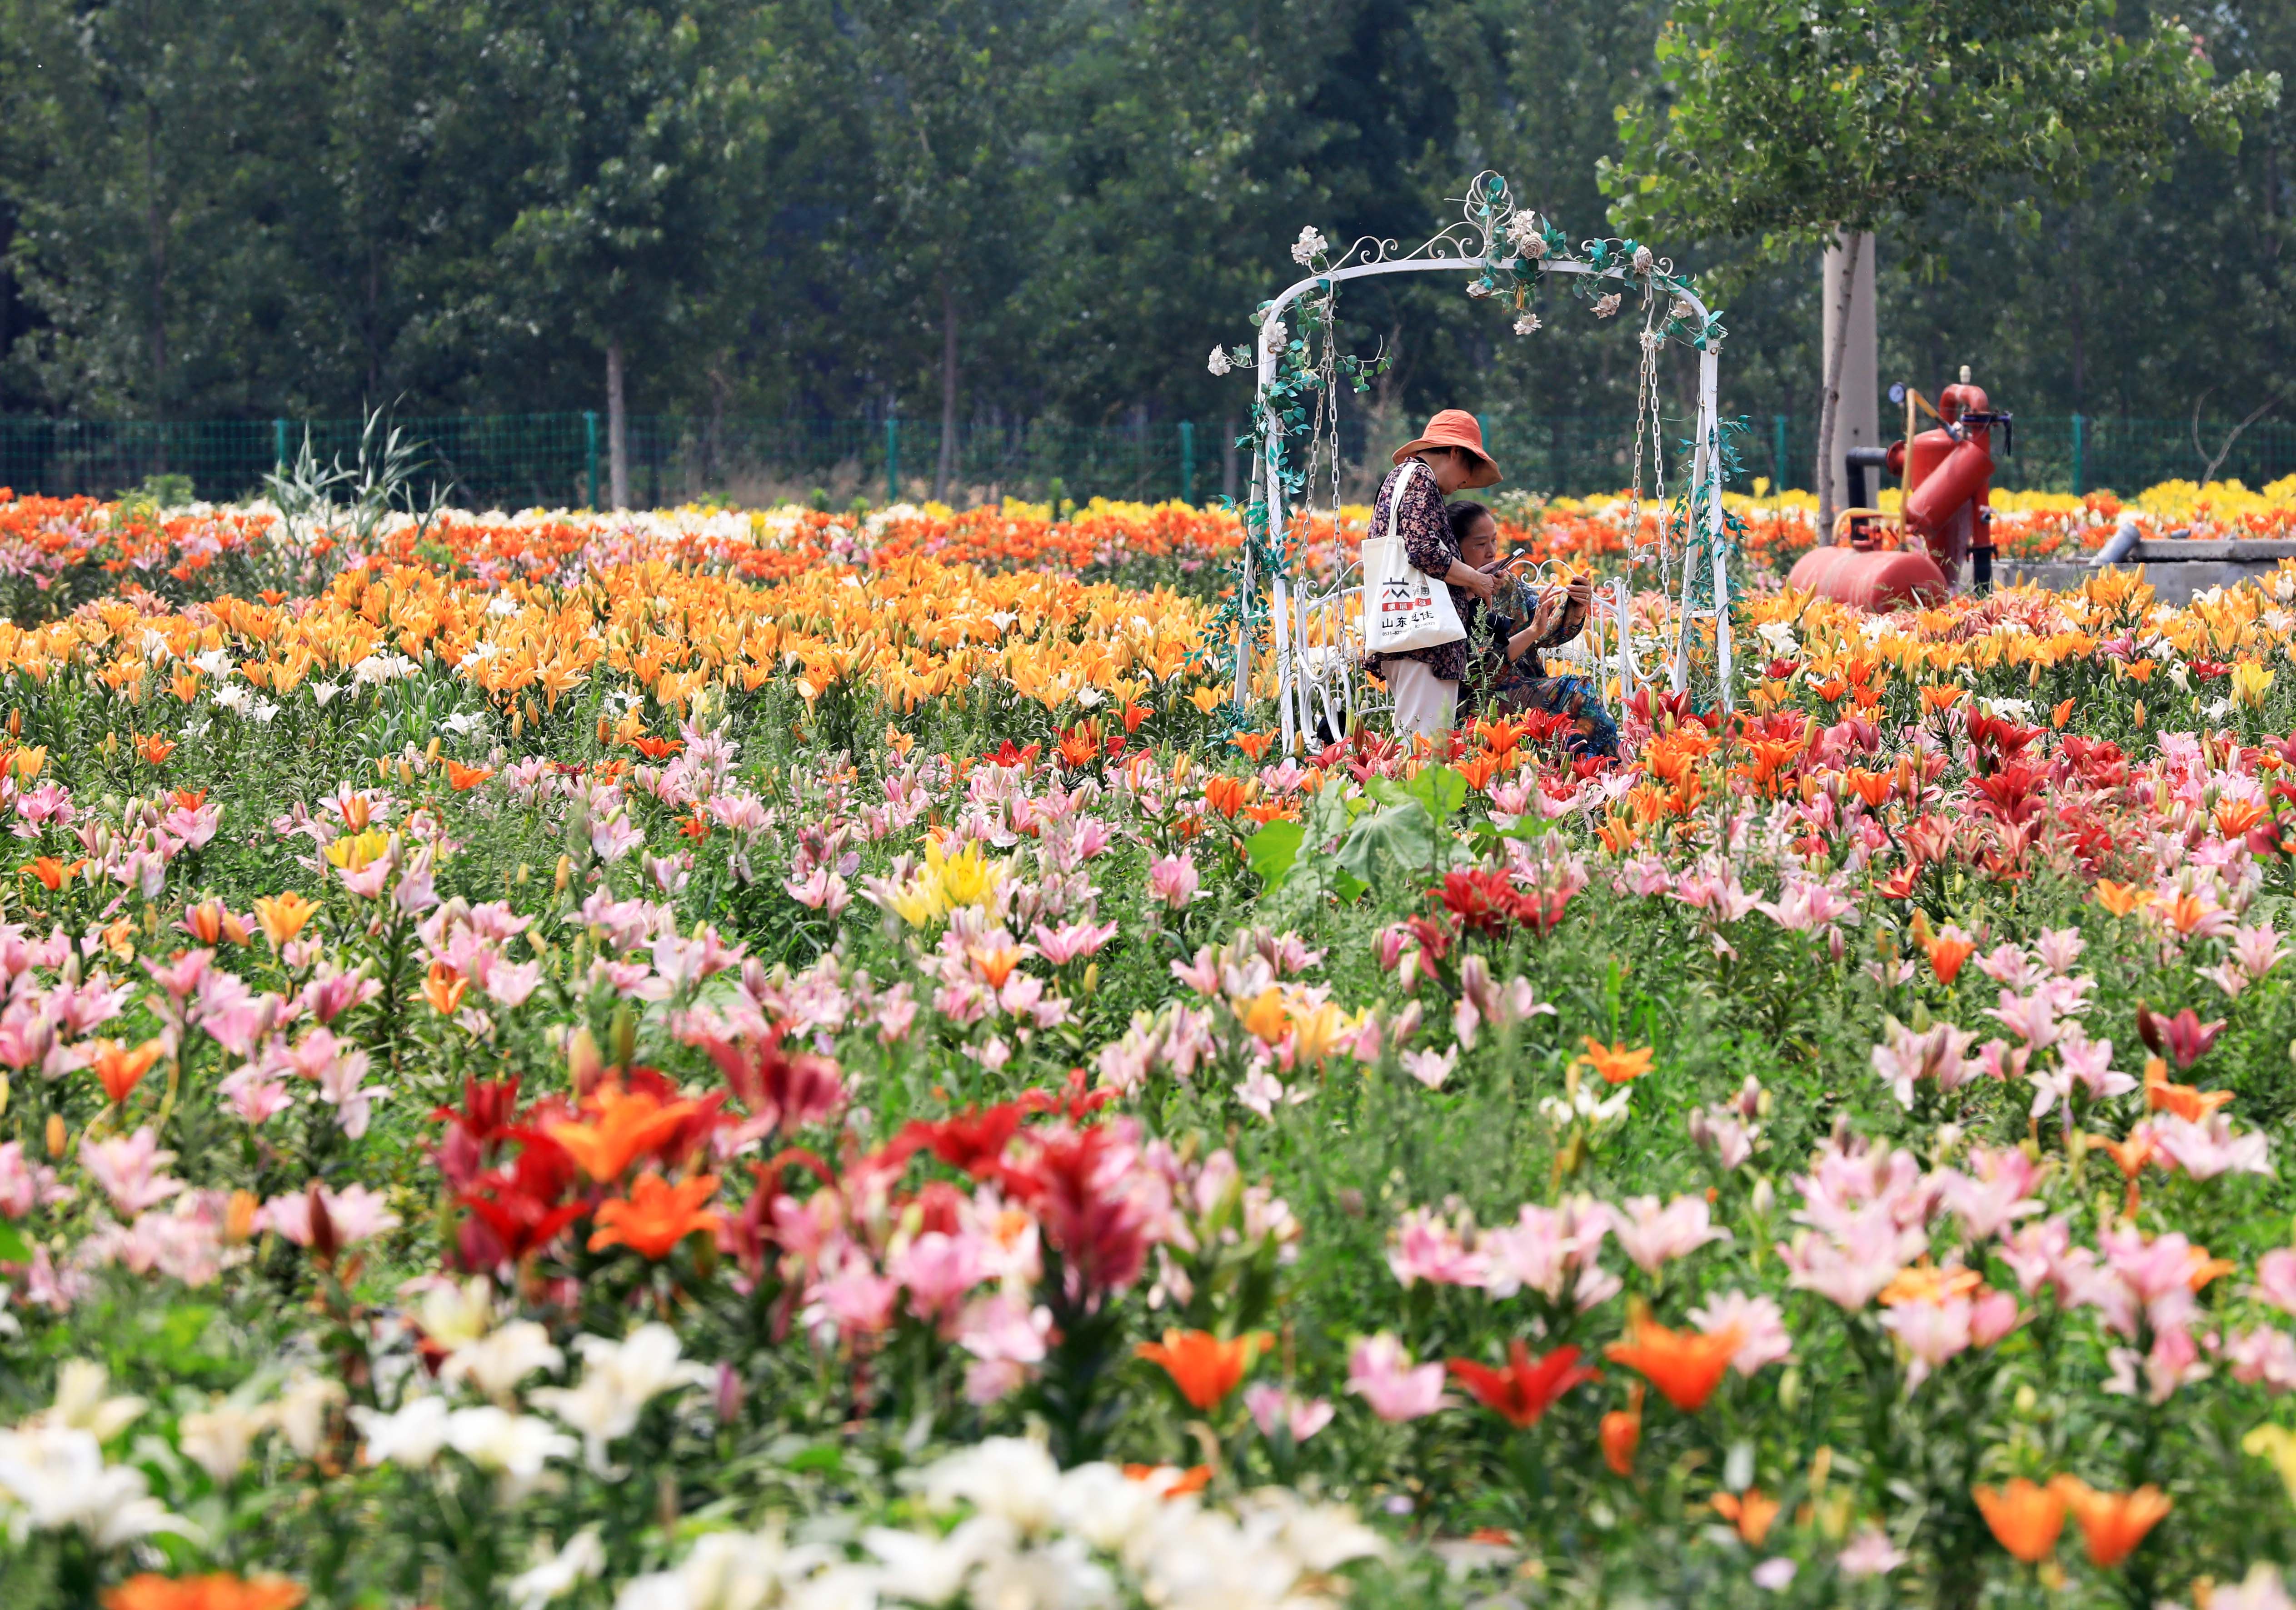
[1231,730,1275,761]
[1600,1383,1642,1476]
[135,733,178,765]
[104,1577,305,1610]
[89,1038,165,1105]
[1122,1462,1214,1496]
[1711,1487,1780,1545]
[253,891,319,946]
[1973,1478,2066,1563]
[2144,1060,2234,1123]
[1578,1038,1655,1085]
[1455,753,1502,793]
[25,856,82,892]
[182,899,251,946]
[2095,880,2151,918]
[420,961,469,1016]
[547,1084,703,1182]
[588,1171,723,1260]
[1203,776,1252,819]
[1924,932,1976,985]
[2052,1476,2170,1567]
[1135,1328,1264,1410]
[1878,1263,1986,1307]
[445,761,496,791]
[1605,1316,1739,1412]
[967,945,1027,990]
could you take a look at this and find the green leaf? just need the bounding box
[1403,764,1468,820]
[1333,799,1437,887]
[1244,819,1305,888]
[0,1221,31,1264]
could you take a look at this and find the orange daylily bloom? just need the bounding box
[1135,1328,1264,1410]
[25,855,84,892]
[1455,753,1502,793]
[445,760,496,791]
[420,961,469,1016]
[104,1577,305,1610]
[1878,1262,1986,1307]
[1231,730,1275,761]
[547,1084,704,1182]
[1973,1478,2066,1563]
[253,891,319,946]
[2094,1129,2157,1180]
[1919,684,1967,715]
[182,899,251,946]
[1239,989,1290,1045]
[2183,1244,2237,1292]
[1604,1316,1739,1412]
[1600,1383,1643,1476]
[1578,1037,1655,1085]
[2144,1061,2235,1123]
[89,1037,165,1105]
[1844,767,1892,808]
[1203,775,1252,819]
[1924,932,1976,985]
[2095,880,2152,918]
[1122,1462,1214,1496]
[1710,1487,1781,1546]
[588,1171,723,1260]
[967,945,1027,990]
[2215,798,2267,839]
[2052,1477,2170,1568]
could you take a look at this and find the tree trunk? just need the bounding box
[934,281,958,503]
[1815,230,1862,545]
[607,336,629,510]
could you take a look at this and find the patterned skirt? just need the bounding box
[1473,670,1620,758]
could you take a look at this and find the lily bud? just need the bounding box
[568,1027,605,1097]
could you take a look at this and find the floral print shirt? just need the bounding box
[1367,461,1470,683]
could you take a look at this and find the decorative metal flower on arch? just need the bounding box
[1205,171,1740,751]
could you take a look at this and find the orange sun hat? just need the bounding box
[1392,408,1503,487]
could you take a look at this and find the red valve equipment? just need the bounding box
[1786,370,2012,611]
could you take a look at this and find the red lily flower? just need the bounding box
[2136,1004,2226,1071]
[1447,1341,1599,1428]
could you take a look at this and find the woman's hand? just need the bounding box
[1445,560,1497,601]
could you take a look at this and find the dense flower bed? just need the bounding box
[11,494,2296,1608]
[13,475,2296,625]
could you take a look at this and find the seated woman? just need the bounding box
[1447,500,1620,759]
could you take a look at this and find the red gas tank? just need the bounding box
[1785,545,1951,612]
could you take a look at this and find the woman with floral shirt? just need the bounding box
[1366,410,1503,736]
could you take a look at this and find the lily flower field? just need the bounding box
[12,487,2296,1609]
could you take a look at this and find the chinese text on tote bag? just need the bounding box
[1360,460,1465,656]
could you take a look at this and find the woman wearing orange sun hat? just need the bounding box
[1367,409,1502,737]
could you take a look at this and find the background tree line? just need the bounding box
[0,0,2290,483]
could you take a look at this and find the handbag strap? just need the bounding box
[1383,458,1419,548]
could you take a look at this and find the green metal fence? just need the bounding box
[5,410,2296,508]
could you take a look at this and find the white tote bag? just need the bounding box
[1360,460,1465,655]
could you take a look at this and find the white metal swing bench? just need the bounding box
[1230,173,1736,752]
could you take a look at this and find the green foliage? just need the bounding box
[1602,0,2280,248]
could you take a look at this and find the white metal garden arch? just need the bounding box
[1234,173,1735,751]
